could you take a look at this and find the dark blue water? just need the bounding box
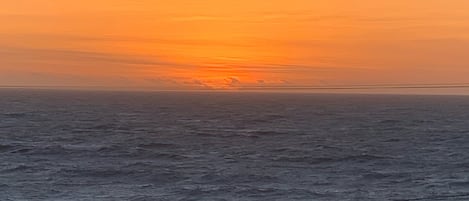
[1,89,469,201]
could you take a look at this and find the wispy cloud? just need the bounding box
[0,47,171,66]
[225,77,241,87]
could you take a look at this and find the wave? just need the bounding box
[272,154,393,165]
[2,112,28,118]
[137,142,177,149]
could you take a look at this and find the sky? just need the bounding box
[1,0,469,92]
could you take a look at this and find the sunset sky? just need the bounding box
[1,0,469,91]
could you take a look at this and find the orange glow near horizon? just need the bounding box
[1,0,469,91]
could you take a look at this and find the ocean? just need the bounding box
[1,89,469,201]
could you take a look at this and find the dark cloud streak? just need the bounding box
[0,47,192,69]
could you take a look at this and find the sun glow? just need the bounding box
[2,0,469,91]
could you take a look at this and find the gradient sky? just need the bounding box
[1,0,469,91]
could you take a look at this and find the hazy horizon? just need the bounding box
[1,85,469,96]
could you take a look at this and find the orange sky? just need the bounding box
[1,0,469,91]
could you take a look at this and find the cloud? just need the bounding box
[0,46,199,80]
[171,15,229,22]
[225,77,241,87]
[0,70,125,87]
[0,47,173,66]
[183,79,213,89]
[0,46,198,89]
[203,62,371,74]
[144,77,180,85]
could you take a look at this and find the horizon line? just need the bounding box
[2,83,469,91]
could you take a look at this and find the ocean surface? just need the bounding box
[1,90,469,201]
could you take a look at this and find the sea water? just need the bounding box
[1,90,469,200]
